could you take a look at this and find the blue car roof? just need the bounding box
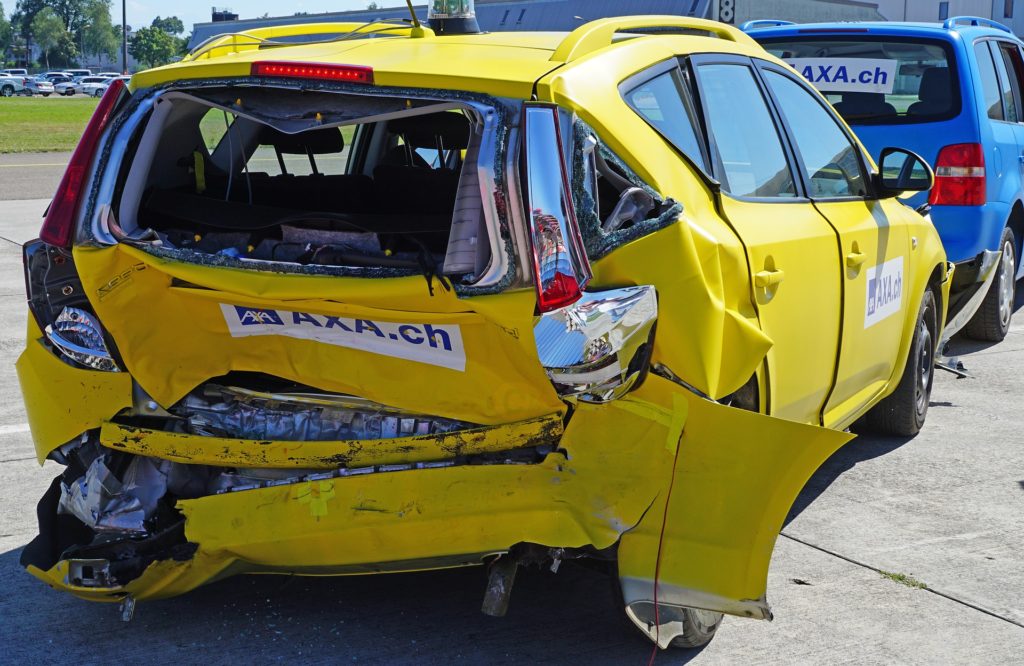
[748,21,1020,42]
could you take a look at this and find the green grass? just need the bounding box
[0,97,100,153]
[879,570,928,589]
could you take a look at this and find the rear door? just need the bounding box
[690,56,842,424]
[755,63,910,427]
[974,39,1023,205]
[989,39,1024,193]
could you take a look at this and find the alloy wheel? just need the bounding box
[915,314,934,417]
[997,239,1016,329]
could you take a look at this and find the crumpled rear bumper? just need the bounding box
[27,433,659,602]
[19,316,679,601]
[19,311,851,626]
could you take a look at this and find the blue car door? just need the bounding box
[973,40,1023,206]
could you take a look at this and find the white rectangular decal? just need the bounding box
[220,304,466,372]
[785,58,898,94]
[864,257,904,329]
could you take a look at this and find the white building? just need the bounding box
[875,0,1021,32]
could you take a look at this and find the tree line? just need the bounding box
[0,0,188,71]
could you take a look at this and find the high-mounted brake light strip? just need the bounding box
[251,61,374,84]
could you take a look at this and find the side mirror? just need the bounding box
[875,147,934,199]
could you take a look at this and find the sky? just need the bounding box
[123,0,394,33]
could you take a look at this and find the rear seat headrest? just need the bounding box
[261,126,345,155]
[918,67,951,104]
[387,112,471,150]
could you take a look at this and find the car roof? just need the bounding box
[748,20,1022,42]
[132,20,769,97]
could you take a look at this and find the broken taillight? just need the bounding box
[251,61,375,84]
[40,78,126,248]
[521,104,592,313]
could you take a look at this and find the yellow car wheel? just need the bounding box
[864,289,938,436]
[667,608,724,648]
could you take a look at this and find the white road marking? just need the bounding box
[0,423,31,435]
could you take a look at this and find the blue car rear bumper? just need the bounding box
[930,202,1009,265]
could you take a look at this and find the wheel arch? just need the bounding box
[1007,200,1024,270]
[881,252,949,411]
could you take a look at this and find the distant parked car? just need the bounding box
[22,78,54,96]
[95,71,122,77]
[65,68,92,79]
[78,75,115,96]
[1,68,29,77]
[54,80,79,96]
[0,72,26,97]
[94,75,130,96]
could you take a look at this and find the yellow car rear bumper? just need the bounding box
[19,311,850,624]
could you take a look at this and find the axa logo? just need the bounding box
[234,306,284,326]
[867,272,902,317]
[800,64,890,87]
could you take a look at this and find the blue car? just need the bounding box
[748,16,1023,342]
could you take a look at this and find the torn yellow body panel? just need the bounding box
[99,413,564,469]
[592,219,772,401]
[72,244,565,427]
[16,317,133,462]
[538,42,773,401]
[617,393,853,645]
[28,377,689,602]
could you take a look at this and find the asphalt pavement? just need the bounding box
[0,152,71,200]
[0,159,1022,663]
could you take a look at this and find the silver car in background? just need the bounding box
[0,73,26,97]
[81,75,116,97]
[23,77,54,96]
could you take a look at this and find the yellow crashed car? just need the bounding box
[19,7,949,651]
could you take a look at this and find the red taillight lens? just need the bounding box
[521,105,592,313]
[251,61,374,84]
[40,79,126,247]
[929,143,986,206]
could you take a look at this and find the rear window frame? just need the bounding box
[756,34,963,126]
[618,57,714,182]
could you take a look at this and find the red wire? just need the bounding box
[646,427,685,666]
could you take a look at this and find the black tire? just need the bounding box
[94,89,103,97]
[42,93,50,97]
[25,89,33,96]
[865,289,938,436]
[0,85,13,97]
[964,227,1016,342]
[64,89,74,96]
[667,608,724,648]
[611,572,724,650]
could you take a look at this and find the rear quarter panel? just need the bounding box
[535,36,773,401]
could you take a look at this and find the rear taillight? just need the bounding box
[251,61,374,84]
[929,143,986,206]
[521,104,592,313]
[40,79,126,247]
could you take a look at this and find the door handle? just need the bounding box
[754,269,785,288]
[846,251,867,268]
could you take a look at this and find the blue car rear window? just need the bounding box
[759,37,959,124]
